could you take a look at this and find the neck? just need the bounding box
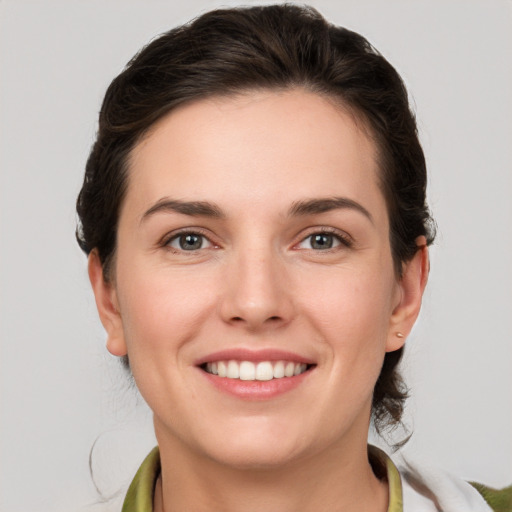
[154,429,388,512]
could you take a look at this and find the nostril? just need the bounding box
[229,315,282,324]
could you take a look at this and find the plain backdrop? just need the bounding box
[1,1,511,510]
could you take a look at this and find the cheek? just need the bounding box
[302,264,395,328]
[116,265,217,358]
[114,267,219,412]
[298,263,396,368]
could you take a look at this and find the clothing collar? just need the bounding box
[121,445,403,512]
[369,445,403,512]
[122,447,160,512]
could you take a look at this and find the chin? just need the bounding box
[196,418,317,470]
[209,441,304,470]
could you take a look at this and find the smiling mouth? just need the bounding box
[202,360,313,381]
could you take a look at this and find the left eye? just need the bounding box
[167,233,212,251]
[298,233,344,250]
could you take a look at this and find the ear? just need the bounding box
[88,250,127,356]
[386,236,429,352]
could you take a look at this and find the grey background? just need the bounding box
[1,1,511,510]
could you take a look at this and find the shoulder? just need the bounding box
[469,482,512,512]
[397,458,510,512]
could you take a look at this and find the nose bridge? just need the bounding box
[221,236,291,329]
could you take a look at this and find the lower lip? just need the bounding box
[200,368,313,400]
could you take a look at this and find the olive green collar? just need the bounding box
[369,445,403,512]
[122,447,161,512]
[121,446,403,512]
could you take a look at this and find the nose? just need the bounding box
[219,246,294,331]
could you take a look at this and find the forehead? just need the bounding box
[125,89,385,220]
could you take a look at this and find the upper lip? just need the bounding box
[194,348,316,366]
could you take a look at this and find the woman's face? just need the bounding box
[90,89,424,468]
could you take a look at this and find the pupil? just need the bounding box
[312,234,332,249]
[180,234,202,250]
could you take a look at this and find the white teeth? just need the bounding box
[217,361,227,377]
[256,361,273,381]
[204,360,310,380]
[294,363,307,376]
[284,361,295,377]
[273,361,285,379]
[227,360,239,379]
[239,361,256,381]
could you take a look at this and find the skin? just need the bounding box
[89,89,428,512]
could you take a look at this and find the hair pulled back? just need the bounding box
[76,3,435,437]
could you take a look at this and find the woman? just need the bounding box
[76,5,505,511]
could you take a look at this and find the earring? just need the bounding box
[396,332,404,338]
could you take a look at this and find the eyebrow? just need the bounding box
[141,198,224,223]
[141,196,373,223]
[288,197,373,223]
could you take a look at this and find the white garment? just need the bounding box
[399,460,493,512]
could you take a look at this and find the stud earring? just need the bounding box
[396,332,404,338]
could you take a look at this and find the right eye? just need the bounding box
[166,232,213,251]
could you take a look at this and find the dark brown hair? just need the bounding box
[76,3,435,436]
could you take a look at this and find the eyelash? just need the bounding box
[160,227,353,253]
